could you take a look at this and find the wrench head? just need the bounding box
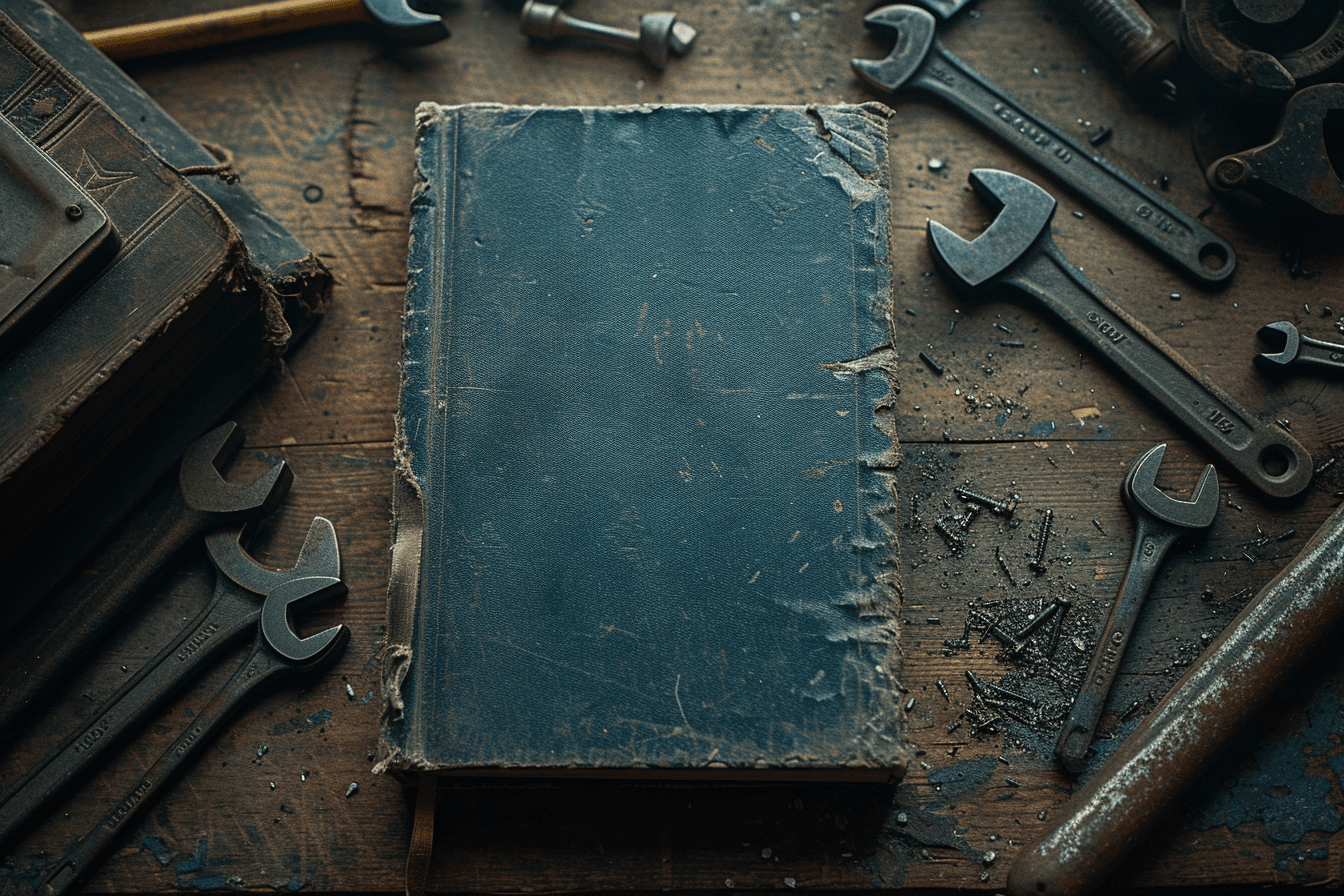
[260,576,349,664]
[850,5,936,94]
[928,169,1057,288]
[1210,84,1344,217]
[365,0,450,47]
[205,516,342,596]
[1255,321,1300,370]
[1124,444,1219,530]
[179,421,293,519]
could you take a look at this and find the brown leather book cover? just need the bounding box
[0,11,310,574]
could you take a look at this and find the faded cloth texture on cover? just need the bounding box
[379,103,907,778]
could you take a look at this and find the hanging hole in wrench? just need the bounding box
[1260,444,1294,479]
[1199,242,1230,272]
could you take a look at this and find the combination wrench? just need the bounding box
[927,168,1312,499]
[34,575,350,896]
[852,5,1236,285]
[1256,320,1344,376]
[1054,444,1218,773]
[0,518,340,847]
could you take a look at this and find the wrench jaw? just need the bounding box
[850,5,936,94]
[205,516,342,595]
[1123,444,1220,529]
[179,421,293,517]
[927,169,1057,289]
[1254,321,1300,370]
[260,576,349,664]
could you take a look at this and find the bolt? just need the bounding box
[1215,157,1250,188]
[520,1,697,70]
[1059,0,1178,90]
[65,204,83,221]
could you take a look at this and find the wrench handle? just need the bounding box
[0,589,257,847]
[1055,519,1178,772]
[34,640,289,896]
[1009,498,1344,896]
[913,43,1235,285]
[0,493,208,737]
[1005,247,1312,498]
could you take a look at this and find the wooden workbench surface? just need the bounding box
[3,0,1343,892]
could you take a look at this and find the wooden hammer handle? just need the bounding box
[83,0,372,60]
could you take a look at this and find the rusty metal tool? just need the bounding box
[0,421,291,736]
[926,168,1312,499]
[34,576,349,896]
[1057,0,1179,92]
[1008,494,1344,896]
[1207,83,1344,218]
[1256,320,1344,375]
[851,6,1237,285]
[1181,0,1344,102]
[82,0,448,61]
[520,1,696,70]
[0,517,339,848]
[1054,444,1218,773]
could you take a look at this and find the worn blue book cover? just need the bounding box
[377,103,907,780]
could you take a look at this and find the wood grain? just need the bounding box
[2,0,1341,891]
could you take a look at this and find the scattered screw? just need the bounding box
[919,350,945,375]
[1029,508,1054,573]
[956,485,1017,515]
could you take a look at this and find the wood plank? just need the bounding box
[4,0,1341,891]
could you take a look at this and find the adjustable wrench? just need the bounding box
[1256,320,1344,376]
[0,421,292,735]
[0,518,339,847]
[1055,444,1218,773]
[852,6,1236,285]
[35,576,349,896]
[928,168,1312,499]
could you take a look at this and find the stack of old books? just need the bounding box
[0,2,331,618]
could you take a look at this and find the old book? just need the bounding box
[0,3,330,615]
[377,103,908,781]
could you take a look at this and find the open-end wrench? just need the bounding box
[0,518,339,848]
[851,6,1237,285]
[1010,495,1344,896]
[0,421,292,736]
[1054,444,1218,773]
[928,168,1312,499]
[1255,320,1344,376]
[34,576,349,896]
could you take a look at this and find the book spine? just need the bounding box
[376,102,457,773]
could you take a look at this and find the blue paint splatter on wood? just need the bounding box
[267,709,333,737]
[141,836,177,866]
[1186,687,1343,844]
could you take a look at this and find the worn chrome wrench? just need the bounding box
[1256,320,1344,376]
[928,169,1312,498]
[0,518,339,848]
[852,5,1236,285]
[1054,444,1218,773]
[35,576,349,896]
